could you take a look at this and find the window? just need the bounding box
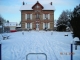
[36,14,40,19]
[45,14,48,19]
[45,23,48,28]
[27,23,30,28]
[43,14,50,20]
[25,14,32,20]
[36,5,39,8]
[27,14,30,19]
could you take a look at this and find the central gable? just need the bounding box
[32,1,44,9]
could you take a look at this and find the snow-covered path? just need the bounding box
[1,31,80,60]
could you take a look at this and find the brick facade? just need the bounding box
[21,1,54,30]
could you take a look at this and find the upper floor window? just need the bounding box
[45,14,48,19]
[43,14,50,20]
[25,14,32,20]
[36,14,40,19]
[27,14,30,19]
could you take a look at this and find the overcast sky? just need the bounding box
[0,0,80,23]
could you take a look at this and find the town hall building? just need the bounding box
[20,1,55,30]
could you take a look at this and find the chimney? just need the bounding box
[23,1,25,5]
[50,2,52,5]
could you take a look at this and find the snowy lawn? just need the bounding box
[0,31,80,60]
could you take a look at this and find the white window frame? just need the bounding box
[27,14,30,20]
[25,23,27,29]
[45,23,48,29]
[45,14,48,19]
[43,14,49,20]
[48,23,50,29]
[30,14,32,20]
[25,14,27,20]
[48,14,50,20]
[27,23,30,28]
[30,23,32,29]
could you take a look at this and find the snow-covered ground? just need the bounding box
[0,31,80,60]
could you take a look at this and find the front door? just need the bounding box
[36,23,39,30]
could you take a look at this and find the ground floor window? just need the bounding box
[27,23,30,28]
[45,23,48,29]
[43,23,50,30]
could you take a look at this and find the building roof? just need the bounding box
[4,22,17,26]
[32,1,44,9]
[20,4,55,10]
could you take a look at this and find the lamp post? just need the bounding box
[71,41,73,60]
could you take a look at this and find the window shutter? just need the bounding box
[43,14,45,20]
[48,23,50,29]
[25,23,27,29]
[30,23,32,29]
[48,14,50,20]
[43,23,45,29]
[25,14,27,20]
[30,14,32,20]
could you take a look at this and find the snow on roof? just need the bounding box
[20,4,55,10]
[42,4,55,10]
[4,22,17,26]
[57,24,68,27]
[20,4,33,10]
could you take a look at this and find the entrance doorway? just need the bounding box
[36,23,39,30]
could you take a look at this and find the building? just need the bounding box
[4,22,17,32]
[20,1,55,30]
[16,24,21,31]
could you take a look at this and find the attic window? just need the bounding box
[36,5,39,8]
